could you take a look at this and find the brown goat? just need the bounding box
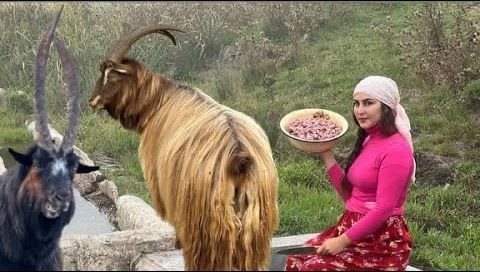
[89,25,279,270]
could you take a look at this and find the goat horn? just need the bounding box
[109,24,185,63]
[55,36,80,153]
[34,5,63,152]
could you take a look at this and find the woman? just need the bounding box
[285,76,416,271]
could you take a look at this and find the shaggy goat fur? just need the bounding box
[90,44,279,270]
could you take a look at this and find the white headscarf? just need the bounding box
[353,75,416,182]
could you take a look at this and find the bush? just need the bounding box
[400,3,480,91]
[262,4,290,43]
[464,79,480,97]
[5,89,33,114]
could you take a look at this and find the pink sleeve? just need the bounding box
[326,163,350,202]
[345,144,413,243]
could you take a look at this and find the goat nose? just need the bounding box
[54,191,70,202]
[89,95,101,108]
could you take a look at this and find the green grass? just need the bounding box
[0,112,32,147]
[1,2,480,270]
[277,181,344,236]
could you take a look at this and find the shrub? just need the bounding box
[400,3,480,91]
[464,79,480,97]
[262,4,290,43]
[5,89,33,114]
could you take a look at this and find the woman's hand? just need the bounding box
[312,151,330,159]
[312,151,337,170]
[316,233,351,256]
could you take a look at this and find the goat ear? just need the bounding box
[76,163,100,174]
[8,148,32,166]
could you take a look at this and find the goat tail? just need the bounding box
[219,142,279,271]
[227,146,253,186]
[180,140,278,271]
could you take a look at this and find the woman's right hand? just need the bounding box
[312,150,337,169]
[312,151,331,159]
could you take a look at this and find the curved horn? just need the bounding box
[109,24,186,63]
[55,36,80,153]
[34,5,64,152]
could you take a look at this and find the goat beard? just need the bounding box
[19,196,75,241]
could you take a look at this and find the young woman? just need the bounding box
[285,76,416,271]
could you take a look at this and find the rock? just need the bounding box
[116,195,175,233]
[61,229,176,271]
[132,250,184,271]
[99,180,119,204]
[82,190,117,224]
[0,156,6,175]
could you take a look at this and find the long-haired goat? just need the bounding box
[0,7,98,270]
[89,25,279,270]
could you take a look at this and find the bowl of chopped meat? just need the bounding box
[279,109,349,153]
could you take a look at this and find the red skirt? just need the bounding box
[285,210,413,271]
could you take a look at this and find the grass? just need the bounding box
[1,2,479,270]
[0,112,32,147]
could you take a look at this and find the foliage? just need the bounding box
[1,2,480,270]
[399,2,480,91]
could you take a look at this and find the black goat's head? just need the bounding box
[7,6,98,220]
[89,24,185,112]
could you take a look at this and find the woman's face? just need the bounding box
[353,92,382,130]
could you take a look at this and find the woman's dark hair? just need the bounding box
[341,103,397,192]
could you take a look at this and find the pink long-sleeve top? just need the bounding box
[326,124,414,243]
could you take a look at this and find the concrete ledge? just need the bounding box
[132,233,421,271]
[133,250,184,271]
[271,233,316,248]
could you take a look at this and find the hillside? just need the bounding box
[1,2,479,270]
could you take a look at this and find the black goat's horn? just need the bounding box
[109,24,186,63]
[34,5,64,152]
[55,36,80,153]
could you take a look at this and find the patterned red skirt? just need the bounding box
[285,210,413,271]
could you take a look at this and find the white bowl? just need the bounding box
[279,108,349,153]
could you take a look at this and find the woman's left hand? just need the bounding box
[316,234,351,256]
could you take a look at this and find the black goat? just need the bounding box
[0,6,98,271]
